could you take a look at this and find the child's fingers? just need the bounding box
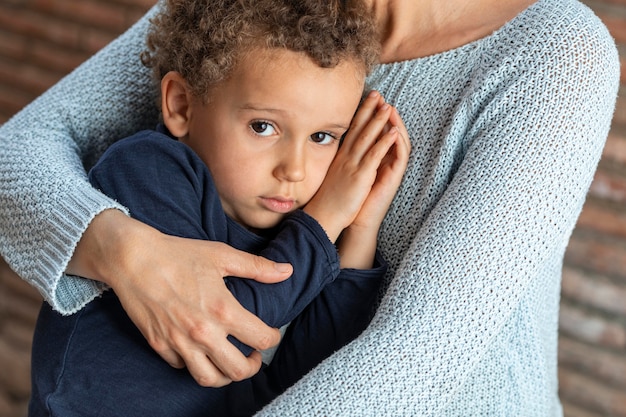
[343,91,388,146]
[340,103,393,161]
[389,107,411,150]
[359,126,401,172]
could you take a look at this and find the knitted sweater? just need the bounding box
[0,0,619,415]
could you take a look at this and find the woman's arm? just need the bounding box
[0,3,290,388]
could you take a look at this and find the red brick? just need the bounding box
[0,295,40,330]
[0,259,42,304]
[0,84,34,119]
[80,28,119,54]
[107,0,156,8]
[562,401,603,417]
[0,58,63,96]
[0,29,27,62]
[32,0,128,32]
[594,11,626,44]
[0,339,30,398]
[587,0,626,7]
[588,169,626,205]
[559,336,626,388]
[612,93,626,127]
[559,303,626,349]
[0,392,21,417]
[575,200,626,239]
[125,7,151,27]
[559,367,626,417]
[562,266,626,316]
[2,324,35,352]
[602,128,626,165]
[0,5,82,48]
[565,232,626,283]
[30,41,89,74]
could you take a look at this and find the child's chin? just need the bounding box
[246,214,288,233]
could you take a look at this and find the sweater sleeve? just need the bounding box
[0,5,161,314]
[255,6,620,416]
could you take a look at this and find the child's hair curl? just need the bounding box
[141,0,380,100]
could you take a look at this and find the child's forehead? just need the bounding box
[203,47,366,128]
[236,46,366,79]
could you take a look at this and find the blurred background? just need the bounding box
[0,0,625,416]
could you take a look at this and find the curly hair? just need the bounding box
[141,0,380,100]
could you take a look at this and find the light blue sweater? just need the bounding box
[0,0,619,414]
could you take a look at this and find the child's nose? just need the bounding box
[274,143,306,182]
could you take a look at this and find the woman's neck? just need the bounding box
[370,0,537,63]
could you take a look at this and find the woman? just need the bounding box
[0,0,619,414]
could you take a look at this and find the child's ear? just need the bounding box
[161,71,192,138]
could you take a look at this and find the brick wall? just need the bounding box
[0,1,625,416]
[0,0,154,124]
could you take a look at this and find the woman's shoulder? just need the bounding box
[498,0,617,60]
[476,0,619,93]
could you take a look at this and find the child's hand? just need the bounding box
[349,101,411,232]
[304,90,407,243]
[336,93,410,269]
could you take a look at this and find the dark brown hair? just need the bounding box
[141,0,379,100]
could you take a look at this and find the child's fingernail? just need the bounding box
[369,90,379,98]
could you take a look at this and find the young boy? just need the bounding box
[29,0,410,416]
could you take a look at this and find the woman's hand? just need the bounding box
[67,209,292,387]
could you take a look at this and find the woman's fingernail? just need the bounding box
[275,263,293,274]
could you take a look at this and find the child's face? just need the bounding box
[182,48,365,231]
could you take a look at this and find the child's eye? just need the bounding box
[310,132,335,145]
[250,121,277,137]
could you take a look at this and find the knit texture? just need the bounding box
[0,0,619,414]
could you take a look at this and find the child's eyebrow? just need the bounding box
[239,104,286,114]
[239,104,350,131]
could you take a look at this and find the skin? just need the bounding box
[67,0,535,387]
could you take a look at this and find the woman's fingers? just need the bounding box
[216,247,293,285]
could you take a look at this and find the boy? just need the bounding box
[30,0,410,416]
